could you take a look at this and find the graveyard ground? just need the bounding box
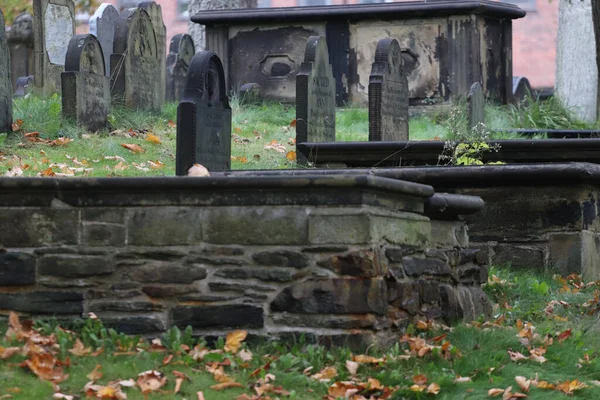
[2,266,600,399]
[1,95,599,177]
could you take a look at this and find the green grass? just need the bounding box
[3,267,600,399]
[1,94,598,176]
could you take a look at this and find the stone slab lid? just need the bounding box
[191,1,526,25]
[0,174,434,207]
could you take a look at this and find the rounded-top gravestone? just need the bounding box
[140,1,166,107]
[89,4,119,78]
[166,33,195,102]
[111,7,160,111]
[368,38,409,141]
[0,9,12,133]
[295,35,336,164]
[176,51,232,175]
[61,34,110,132]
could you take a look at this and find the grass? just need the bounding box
[3,267,600,399]
[0,94,598,176]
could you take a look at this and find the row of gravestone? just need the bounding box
[174,35,411,174]
[0,3,196,132]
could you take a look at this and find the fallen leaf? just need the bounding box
[148,160,165,169]
[49,137,72,146]
[163,354,173,365]
[113,161,128,171]
[413,374,428,385]
[4,167,23,177]
[24,132,39,138]
[311,366,337,382]
[286,151,296,161]
[224,330,248,353]
[557,328,572,342]
[508,350,527,362]
[210,382,244,390]
[427,383,441,394]
[290,119,297,127]
[197,392,205,400]
[556,379,588,395]
[488,388,505,397]
[345,360,359,376]
[238,349,253,362]
[515,376,530,393]
[121,143,145,153]
[455,376,472,383]
[167,120,176,128]
[0,346,21,360]
[352,354,385,364]
[12,119,24,131]
[145,133,162,145]
[410,384,425,392]
[137,370,167,393]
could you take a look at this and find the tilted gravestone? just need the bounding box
[0,9,12,133]
[368,38,409,141]
[467,82,485,131]
[61,34,110,132]
[176,51,232,175]
[32,0,75,94]
[296,36,336,164]
[89,3,119,78]
[140,1,166,106]
[111,8,161,111]
[166,33,195,102]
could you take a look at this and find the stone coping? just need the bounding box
[424,193,485,220]
[497,129,600,138]
[213,162,600,189]
[297,139,600,167]
[191,1,525,25]
[0,174,434,207]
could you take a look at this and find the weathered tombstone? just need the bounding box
[166,33,195,102]
[176,51,232,175]
[61,34,110,132]
[7,12,34,91]
[89,4,119,78]
[14,76,34,97]
[556,0,598,122]
[467,82,485,131]
[32,0,75,94]
[0,9,12,133]
[368,38,408,141]
[296,36,336,164]
[140,1,166,106]
[512,76,533,104]
[111,8,161,111]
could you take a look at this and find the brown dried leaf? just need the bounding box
[345,360,359,376]
[311,366,337,382]
[121,143,145,153]
[86,364,103,381]
[69,339,91,357]
[145,133,162,145]
[488,388,505,397]
[0,346,21,360]
[515,376,530,393]
[137,370,167,393]
[427,383,441,395]
[210,381,244,391]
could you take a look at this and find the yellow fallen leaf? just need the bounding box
[410,384,425,392]
[145,133,162,144]
[286,151,296,161]
[352,354,385,364]
[311,366,337,382]
[224,330,248,353]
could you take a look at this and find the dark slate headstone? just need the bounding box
[111,8,161,111]
[140,1,166,106]
[7,12,34,91]
[467,82,485,130]
[89,3,118,78]
[176,51,232,175]
[32,0,76,94]
[0,9,12,133]
[166,33,195,102]
[368,38,408,141]
[296,36,336,164]
[512,76,533,103]
[61,34,110,132]
[14,75,34,97]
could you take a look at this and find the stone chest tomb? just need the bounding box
[191,0,525,108]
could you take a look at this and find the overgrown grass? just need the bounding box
[3,267,600,399]
[1,94,598,176]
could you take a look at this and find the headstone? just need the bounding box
[296,36,336,164]
[89,4,118,78]
[176,51,232,175]
[111,8,161,111]
[166,33,195,102]
[556,0,598,122]
[7,12,34,91]
[467,82,485,131]
[368,38,408,141]
[14,76,34,98]
[238,83,262,104]
[0,9,12,133]
[32,0,76,94]
[140,1,166,107]
[512,76,533,104]
[61,34,110,132]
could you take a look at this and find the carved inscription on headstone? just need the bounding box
[111,8,161,111]
[176,51,232,175]
[33,0,75,94]
[296,36,336,164]
[166,33,195,102]
[467,82,485,130]
[89,4,119,77]
[140,1,166,106]
[0,9,12,132]
[368,38,409,141]
[61,34,110,132]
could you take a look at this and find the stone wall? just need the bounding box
[0,175,489,348]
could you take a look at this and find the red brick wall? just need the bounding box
[78,0,558,89]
